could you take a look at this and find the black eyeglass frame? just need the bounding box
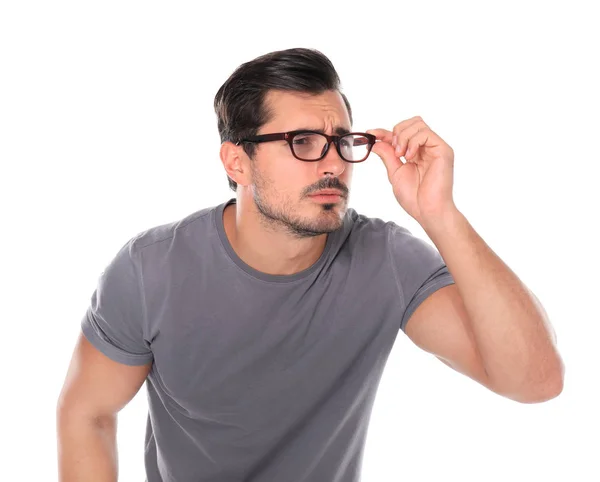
[235,130,377,163]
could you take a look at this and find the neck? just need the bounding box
[222,197,329,276]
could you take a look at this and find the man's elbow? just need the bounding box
[492,357,565,404]
[514,382,563,404]
[510,368,565,404]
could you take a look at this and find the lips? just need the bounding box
[310,190,344,197]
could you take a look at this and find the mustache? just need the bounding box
[309,178,349,195]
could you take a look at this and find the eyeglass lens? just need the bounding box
[292,133,370,162]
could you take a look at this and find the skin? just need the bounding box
[219,89,355,276]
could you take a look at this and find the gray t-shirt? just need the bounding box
[81,197,455,481]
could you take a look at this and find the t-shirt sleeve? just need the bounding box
[387,222,456,333]
[81,238,154,366]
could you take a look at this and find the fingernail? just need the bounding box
[395,145,401,156]
[392,135,397,147]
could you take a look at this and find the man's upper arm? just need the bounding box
[80,237,154,366]
[404,283,493,390]
[57,332,152,419]
[59,236,154,417]
[386,221,493,390]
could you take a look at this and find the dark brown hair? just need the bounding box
[213,48,353,192]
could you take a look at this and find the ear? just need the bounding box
[220,141,251,187]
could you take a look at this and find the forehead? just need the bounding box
[263,89,351,130]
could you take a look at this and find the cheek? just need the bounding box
[270,163,310,192]
[253,165,294,198]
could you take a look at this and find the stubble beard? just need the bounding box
[251,167,346,240]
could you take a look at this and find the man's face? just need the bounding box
[247,89,354,239]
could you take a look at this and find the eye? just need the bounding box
[292,134,318,145]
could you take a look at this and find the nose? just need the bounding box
[318,139,347,177]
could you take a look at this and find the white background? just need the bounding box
[2,1,598,480]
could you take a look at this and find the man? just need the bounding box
[57,48,564,481]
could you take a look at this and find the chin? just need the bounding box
[311,203,346,226]
[310,197,347,212]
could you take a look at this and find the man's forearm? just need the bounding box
[57,410,118,481]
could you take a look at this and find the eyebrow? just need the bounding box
[296,126,351,136]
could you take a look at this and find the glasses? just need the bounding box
[235,130,376,163]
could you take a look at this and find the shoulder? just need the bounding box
[346,207,391,236]
[129,204,217,255]
[345,207,410,246]
[345,206,442,266]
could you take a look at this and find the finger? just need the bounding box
[407,128,445,159]
[405,130,433,161]
[365,128,394,145]
[369,137,404,182]
[392,116,424,136]
[395,122,428,158]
